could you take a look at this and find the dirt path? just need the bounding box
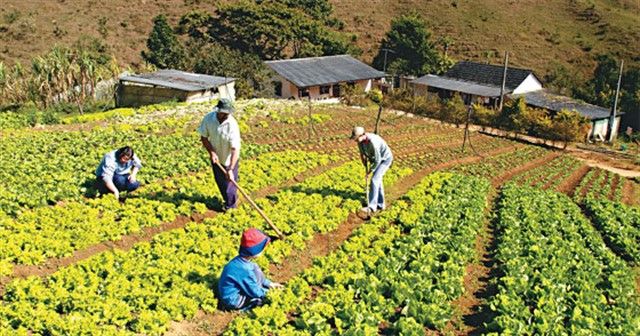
[444,191,499,335]
[164,145,519,336]
[621,179,639,207]
[556,165,591,197]
[577,159,640,178]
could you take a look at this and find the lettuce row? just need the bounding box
[225,172,491,335]
[0,161,410,335]
[487,184,640,335]
[0,150,329,276]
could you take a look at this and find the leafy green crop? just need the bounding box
[226,172,490,334]
[487,184,640,335]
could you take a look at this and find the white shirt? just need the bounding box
[198,111,241,166]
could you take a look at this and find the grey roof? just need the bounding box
[512,90,622,120]
[444,61,539,91]
[411,74,502,97]
[120,69,235,92]
[265,55,384,88]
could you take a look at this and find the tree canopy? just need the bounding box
[210,0,357,60]
[372,12,451,76]
[142,15,186,69]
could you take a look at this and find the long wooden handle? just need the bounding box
[215,161,285,239]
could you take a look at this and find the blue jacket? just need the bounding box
[218,256,272,309]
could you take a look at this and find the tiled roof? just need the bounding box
[120,69,235,92]
[265,55,384,88]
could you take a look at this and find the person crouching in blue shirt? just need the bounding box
[95,146,142,200]
[218,228,283,311]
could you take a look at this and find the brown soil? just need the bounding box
[621,179,638,207]
[444,194,496,335]
[556,165,591,197]
[577,168,602,201]
[608,174,621,201]
[569,149,640,175]
[490,151,561,187]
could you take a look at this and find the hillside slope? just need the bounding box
[0,0,638,78]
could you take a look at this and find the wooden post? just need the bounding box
[374,104,383,135]
[607,60,624,143]
[498,52,509,112]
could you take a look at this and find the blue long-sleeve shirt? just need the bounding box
[218,256,272,309]
[358,133,392,170]
[95,150,142,181]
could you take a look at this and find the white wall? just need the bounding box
[513,74,543,94]
[276,78,379,100]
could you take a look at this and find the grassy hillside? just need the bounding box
[1,0,638,79]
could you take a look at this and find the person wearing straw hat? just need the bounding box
[218,228,283,311]
[351,126,393,218]
[198,98,241,212]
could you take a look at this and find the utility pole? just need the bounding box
[498,52,509,112]
[381,48,396,90]
[607,60,624,143]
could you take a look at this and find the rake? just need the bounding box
[214,161,285,239]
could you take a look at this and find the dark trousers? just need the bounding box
[212,162,239,208]
[96,174,140,195]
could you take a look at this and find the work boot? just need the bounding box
[358,207,372,220]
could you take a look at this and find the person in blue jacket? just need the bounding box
[218,228,283,310]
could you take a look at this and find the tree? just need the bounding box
[498,97,528,135]
[472,103,497,129]
[191,43,273,98]
[549,109,590,147]
[211,1,356,60]
[176,10,215,42]
[441,94,467,127]
[142,15,186,69]
[372,12,448,76]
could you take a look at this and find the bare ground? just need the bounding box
[621,179,638,207]
[556,165,591,197]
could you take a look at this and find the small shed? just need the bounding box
[116,69,235,107]
[512,90,623,141]
[265,55,385,100]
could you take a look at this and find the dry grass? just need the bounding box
[0,0,638,78]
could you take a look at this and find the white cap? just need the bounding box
[350,126,365,139]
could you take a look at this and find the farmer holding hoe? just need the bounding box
[95,146,142,200]
[198,98,241,212]
[351,126,393,218]
[218,228,284,310]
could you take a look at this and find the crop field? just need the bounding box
[0,99,638,335]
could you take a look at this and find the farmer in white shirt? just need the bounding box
[351,126,393,217]
[198,99,241,211]
[95,146,142,200]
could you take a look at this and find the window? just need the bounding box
[332,85,341,97]
[273,81,282,96]
[299,88,309,98]
[320,85,330,95]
